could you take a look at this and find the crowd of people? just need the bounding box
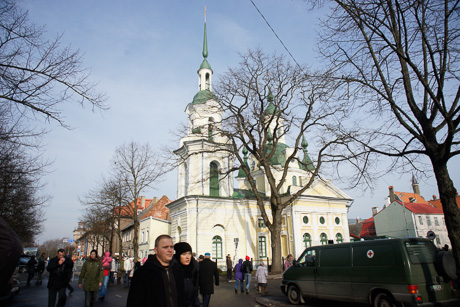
[22,234,278,307]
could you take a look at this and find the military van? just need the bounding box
[281,238,459,306]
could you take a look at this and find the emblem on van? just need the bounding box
[367,250,374,258]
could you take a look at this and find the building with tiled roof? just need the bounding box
[374,200,450,249]
[428,194,460,210]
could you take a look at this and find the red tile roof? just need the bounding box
[393,191,428,204]
[396,201,443,214]
[360,217,376,237]
[141,195,172,221]
[428,195,460,211]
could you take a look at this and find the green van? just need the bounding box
[281,238,459,306]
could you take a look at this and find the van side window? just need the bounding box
[298,249,316,267]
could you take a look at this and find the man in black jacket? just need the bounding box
[47,248,73,307]
[198,253,219,307]
[126,234,185,307]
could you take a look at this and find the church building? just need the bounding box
[167,13,353,265]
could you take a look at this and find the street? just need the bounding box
[7,272,366,307]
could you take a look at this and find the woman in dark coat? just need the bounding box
[174,242,200,307]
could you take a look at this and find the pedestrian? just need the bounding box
[99,251,111,300]
[65,255,74,296]
[36,253,46,285]
[174,242,200,307]
[233,258,244,293]
[109,256,118,285]
[126,234,185,306]
[284,254,293,270]
[198,253,219,307]
[255,261,268,294]
[241,255,253,294]
[226,254,232,281]
[26,255,37,286]
[134,257,141,271]
[119,256,124,284]
[78,250,103,307]
[123,255,132,288]
[47,248,74,307]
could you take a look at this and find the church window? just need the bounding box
[336,233,343,243]
[184,163,188,196]
[205,73,210,90]
[209,162,219,197]
[319,216,325,224]
[208,117,214,141]
[320,233,328,245]
[251,161,255,171]
[212,236,222,259]
[258,236,267,258]
[303,216,309,224]
[292,176,297,186]
[303,233,311,248]
[257,218,266,228]
[335,217,340,225]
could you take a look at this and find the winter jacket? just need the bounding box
[124,257,133,271]
[174,255,200,307]
[126,254,185,307]
[242,259,253,273]
[47,256,74,289]
[234,259,243,281]
[78,257,103,291]
[198,258,219,294]
[255,264,268,284]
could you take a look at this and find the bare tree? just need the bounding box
[310,0,460,272]
[207,49,358,273]
[111,142,167,259]
[0,0,107,128]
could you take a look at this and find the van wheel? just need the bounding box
[373,293,397,307]
[287,285,301,305]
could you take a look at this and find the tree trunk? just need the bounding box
[432,160,460,278]
[133,219,140,260]
[270,215,283,273]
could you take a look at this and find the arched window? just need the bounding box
[184,163,188,196]
[212,236,222,259]
[336,233,343,243]
[209,162,219,197]
[292,176,297,186]
[208,117,214,141]
[205,73,210,90]
[258,236,267,258]
[320,233,328,245]
[303,233,311,248]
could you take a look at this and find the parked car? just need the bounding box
[281,238,459,307]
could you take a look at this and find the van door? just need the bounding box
[295,249,318,297]
[315,246,353,300]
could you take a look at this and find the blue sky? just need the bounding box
[20,0,459,244]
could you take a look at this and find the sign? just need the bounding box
[67,239,74,243]
[77,249,81,252]
[427,231,436,240]
[367,250,375,259]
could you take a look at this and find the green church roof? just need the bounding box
[191,89,218,105]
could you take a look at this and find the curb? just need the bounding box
[255,296,291,307]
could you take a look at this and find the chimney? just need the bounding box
[372,206,379,216]
[356,217,361,223]
[389,186,396,203]
[432,195,437,201]
[412,174,420,195]
[141,196,146,209]
[153,197,159,205]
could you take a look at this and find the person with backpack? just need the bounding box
[36,253,46,285]
[241,255,253,294]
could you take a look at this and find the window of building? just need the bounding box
[320,233,328,245]
[258,218,266,228]
[251,161,255,171]
[209,162,219,197]
[303,216,309,224]
[336,233,343,243]
[434,217,439,226]
[335,217,340,225]
[258,236,267,258]
[292,176,297,186]
[418,216,423,225]
[146,230,149,243]
[319,216,326,224]
[303,233,311,248]
[212,236,223,259]
[426,216,432,226]
[436,235,441,245]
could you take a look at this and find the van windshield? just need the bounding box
[404,240,436,264]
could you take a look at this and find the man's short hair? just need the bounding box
[154,234,172,247]
[57,248,65,254]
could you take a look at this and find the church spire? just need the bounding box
[202,5,208,59]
